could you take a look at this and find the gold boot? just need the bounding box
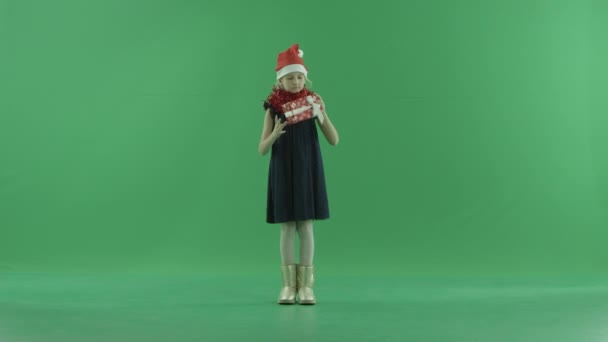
[278,265,296,304]
[297,265,316,305]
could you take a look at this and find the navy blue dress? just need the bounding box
[264,102,330,224]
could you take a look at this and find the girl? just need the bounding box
[258,43,339,305]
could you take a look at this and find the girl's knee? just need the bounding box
[281,221,297,231]
[296,220,313,233]
[296,219,312,226]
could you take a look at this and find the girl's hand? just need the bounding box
[272,116,288,139]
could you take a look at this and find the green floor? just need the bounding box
[1,273,607,341]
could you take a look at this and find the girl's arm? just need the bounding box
[318,112,339,146]
[259,109,287,156]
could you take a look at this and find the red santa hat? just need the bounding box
[275,43,308,80]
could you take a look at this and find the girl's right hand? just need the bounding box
[272,115,288,139]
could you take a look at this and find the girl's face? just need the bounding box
[279,72,306,93]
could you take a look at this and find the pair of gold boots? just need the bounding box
[278,264,315,305]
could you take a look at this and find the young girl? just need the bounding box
[258,43,339,305]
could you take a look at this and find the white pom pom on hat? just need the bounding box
[276,43,308,80]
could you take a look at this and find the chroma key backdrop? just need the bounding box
[1,1,607,341]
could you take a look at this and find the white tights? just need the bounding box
[280,220,314,266]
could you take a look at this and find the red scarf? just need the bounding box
[265,87,315,114]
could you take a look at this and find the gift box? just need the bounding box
[281,95,325,125]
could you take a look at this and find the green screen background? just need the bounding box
[1,0,606,277]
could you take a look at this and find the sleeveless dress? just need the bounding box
[263,89,330,224]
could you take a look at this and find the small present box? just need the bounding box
[281,95,325,125]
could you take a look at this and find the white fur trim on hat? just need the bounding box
[276,64,308,80]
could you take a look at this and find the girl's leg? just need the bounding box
[296,220,316,304]
[278,221,297,304]
[296,220,314,266]
[280,221,297,265]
